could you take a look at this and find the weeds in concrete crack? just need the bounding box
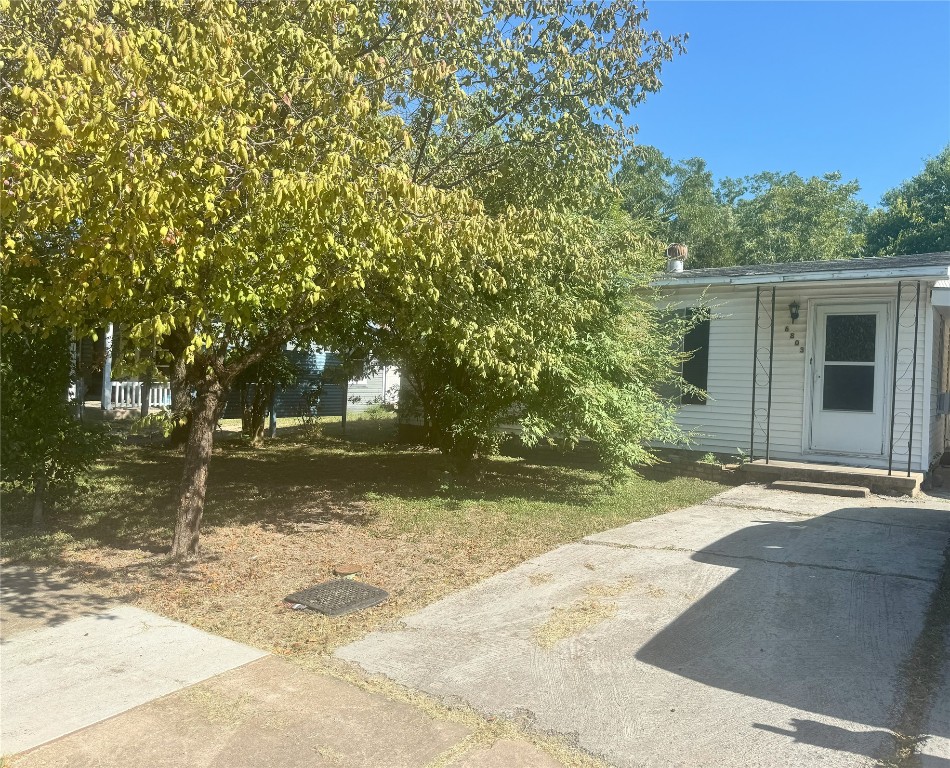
[302,656,609,768]
[879,541,950,767]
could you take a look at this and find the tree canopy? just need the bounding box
[617,146,870,268]
[2,0,687,556]
[617,148,736,268]
[2,0,504,555]
[865,145,950,257]
[2,0,495,347]
[377,204,685,475]
[724,171,867,265]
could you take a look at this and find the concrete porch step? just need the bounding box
[769,480,870,498]
[740,459,922,497]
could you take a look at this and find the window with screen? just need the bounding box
[681,314,710,405]
[822,313,876,412]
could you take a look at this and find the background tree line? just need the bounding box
[616,143,950,268]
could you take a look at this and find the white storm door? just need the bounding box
[810,305,888,455]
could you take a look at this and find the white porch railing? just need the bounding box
[111,381,172,409]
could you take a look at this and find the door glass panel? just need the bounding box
[823,365,874,411]
[825,315,876,362]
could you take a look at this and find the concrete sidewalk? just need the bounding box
[0,568,573,767]
[339,485,950,768]
[1,568,267,755]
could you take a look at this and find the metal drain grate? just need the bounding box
[284,578,388,616]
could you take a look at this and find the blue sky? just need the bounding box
[629,1,950,207]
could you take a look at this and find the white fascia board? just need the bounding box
[652,265,950,288]
[933,287,950,307]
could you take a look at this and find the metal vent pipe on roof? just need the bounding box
[666,243,688,273]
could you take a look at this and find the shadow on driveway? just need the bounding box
[635,504,950,760]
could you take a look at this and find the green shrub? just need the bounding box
[0,330,109,526]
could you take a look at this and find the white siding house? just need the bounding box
[654,252,950,474]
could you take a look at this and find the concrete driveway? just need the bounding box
[338,485,950,768]
[1,571,573,767]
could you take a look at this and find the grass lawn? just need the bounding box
[1,413,724,659]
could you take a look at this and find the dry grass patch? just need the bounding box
[2,415,724,658]
[534,577,640,649]
[180,687,252,726]
[584,576,638,598]
[536,599,618,649]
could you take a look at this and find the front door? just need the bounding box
[810,304,888,455]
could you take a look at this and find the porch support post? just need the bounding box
[888,282,903,476]
[908,281,921,477]
[750,287,761,462]
[101,323,114,411]
[68,332,80,418]
[765,286,776,464]
[269,387,278,438]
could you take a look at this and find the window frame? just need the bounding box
[680,309,710,406]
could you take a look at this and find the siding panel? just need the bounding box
[662,281,932,470]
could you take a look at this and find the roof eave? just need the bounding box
[652,265,950,288]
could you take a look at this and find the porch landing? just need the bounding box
[740,459,923,497]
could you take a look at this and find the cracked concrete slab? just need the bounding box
[12,656,474,768]
[1,604,266,754]
[339,488,950,768]
[584,502,949,582]
[449,739,565,767]
[920,632,950,767]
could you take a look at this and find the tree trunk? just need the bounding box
[269,386,278,438]
[240,383,252,436]
[170,380,221,558]
[140,367,152,419]
[250,384,267,446]
[32,464,46,529]
[169,350,192,447]
[254,384,274,445]
[241,383,267,446]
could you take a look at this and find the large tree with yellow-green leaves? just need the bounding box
[375,203,690,475]
[2,0,685,556]
[361,1,687,471]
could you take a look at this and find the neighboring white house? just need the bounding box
[654,251,950,475]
